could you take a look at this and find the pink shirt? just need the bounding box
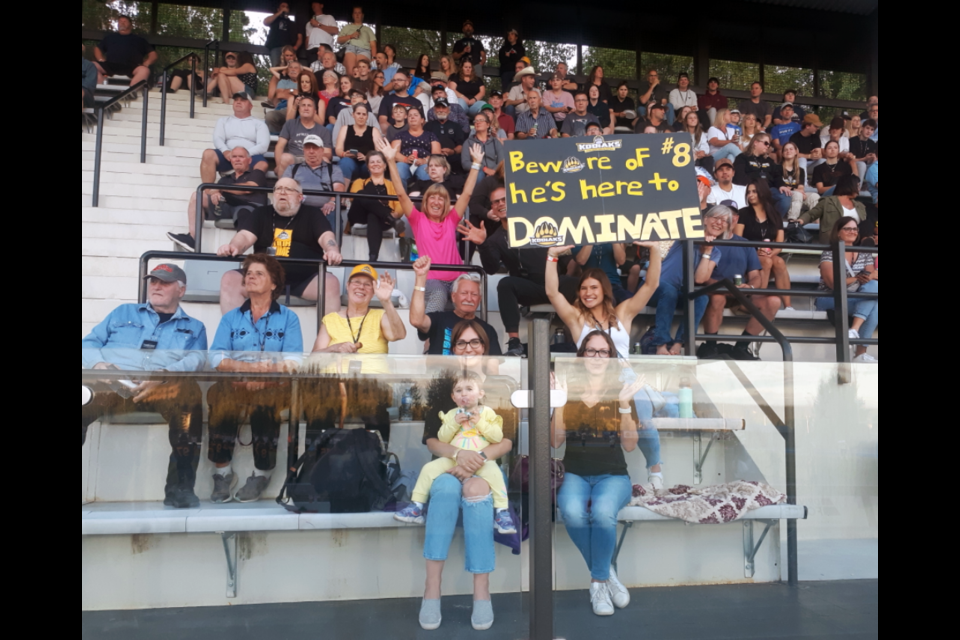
[408,207,465,282]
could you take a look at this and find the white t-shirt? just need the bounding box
[707,126,735,153]
[820,135,850,154]
[707,184,748,210]
[842,205,859,219]
[689,132,710,156]
[306,14,337,50]
[670,88,698,110]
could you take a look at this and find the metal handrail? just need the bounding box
[138,251,489,330]
[91,80,149,208]
[202,40,218,109]
[160,53,200,145]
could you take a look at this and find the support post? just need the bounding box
[194,186,206,249]
[190,55,197,119]
[203,44,210,108]
[832,239,851,365]
[221,532,238,598]
[140,84,149,164]
[160,70,168,146]
[785,356,798,587]
[528,316,553,640]
[694,30,710,89]
[92,107,105,207]
[683,239,697,357]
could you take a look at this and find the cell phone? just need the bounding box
[349,149,358,156]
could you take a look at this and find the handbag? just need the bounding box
[785,221,815,244]
[509,456,565,494]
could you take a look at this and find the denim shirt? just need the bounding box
[865,162,878,204]
[81,304,208,372]
[210,300,304,368]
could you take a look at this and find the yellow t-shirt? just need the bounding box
[323,310,388,354]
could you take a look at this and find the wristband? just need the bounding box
[547,256,559,263]
[619,407,633,415]
[702,254,712,260]
[471,163,483,172]
[414,286,426,293]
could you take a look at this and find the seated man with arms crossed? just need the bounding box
[93,15,157,87]
[82,264,207,509]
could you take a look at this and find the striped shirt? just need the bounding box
[515,109,557,138]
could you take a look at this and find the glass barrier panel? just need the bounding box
[82,353,526,636]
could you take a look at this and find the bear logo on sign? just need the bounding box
[562,157,585,174]
[530,221,564,247]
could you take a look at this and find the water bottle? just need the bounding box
[400,388,414,422]
[532,123,539,138]
[411,241,419,262]
[734,274,743,287]
[632,342,643,356]
[679,376,694,419]
[552,328,565,346]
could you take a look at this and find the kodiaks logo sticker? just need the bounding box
[529,221,564,247]
[576,136,623,153]
[562,156,585,174]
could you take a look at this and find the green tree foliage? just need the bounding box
[584,47,636,81]
[641,53,694,85]
[380,27,445,62]
[82,0,152,32]
[764,65,815,98]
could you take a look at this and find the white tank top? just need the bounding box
[578,320,631,359]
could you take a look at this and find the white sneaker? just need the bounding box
[784,306,796,312]
[607,566,631,609]
[649,475,664,493]
[853,353,877,363]
[590,583,615,617]
[848,329,861,340]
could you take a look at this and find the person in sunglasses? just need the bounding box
[733,133,791,217]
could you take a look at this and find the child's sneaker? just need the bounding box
[495,510,518,535]
[395,503,425,525]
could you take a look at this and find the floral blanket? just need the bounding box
[629,480,786,525]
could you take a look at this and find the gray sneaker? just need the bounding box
[419,599,442,631]
[211,473,237,504]
[235,474,270,503]
[471,600,494,631]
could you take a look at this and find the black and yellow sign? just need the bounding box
[504,133,705,249]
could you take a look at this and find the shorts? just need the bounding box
[82,87,95,109]
[215,149,267,172]
[99,61,138,78]
[344,44,371,57]
[204,201,256,222]
[244,84,258,100]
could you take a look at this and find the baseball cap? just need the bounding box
[434,98,450,108]
[489,90,503,98]
[479,103,495,113]
[720,200,739,209]
[430,71,448,82]
[231,92,251,102]
[463,19,474,27]
[714,158,735,171]
[302,135,326,148]
[144,264,187,285]
[730,109,741,115]
[349,264,378,282]
[802,113,823,128]
[649,102,666,111]
[781,102,795,109]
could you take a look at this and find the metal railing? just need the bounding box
[202,40,219,109]
[159,52,200,146]
[90,80,149,208]
[138,251,490,330]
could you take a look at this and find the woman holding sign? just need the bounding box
[545,242,666,490]
[377,138,486,313]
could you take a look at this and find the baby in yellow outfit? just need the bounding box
[395,372,516,534]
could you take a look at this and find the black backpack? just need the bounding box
[277,429,402,514]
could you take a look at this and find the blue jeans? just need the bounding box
[815,279,878,340]
[711,143,741,162]
[648,283,709,348]
[771,190,791,217]
[395,161,431,185]
[823,186,836,197]
[557,474,633,582]
[632,391,676,468]
[423,473,495,575]
[338,157,370,182]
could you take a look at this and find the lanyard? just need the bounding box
[346,310,370,345]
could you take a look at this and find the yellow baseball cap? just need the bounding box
[349,264,378,281]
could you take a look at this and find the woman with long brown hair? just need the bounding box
[585,65,613,104]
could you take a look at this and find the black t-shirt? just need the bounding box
[609,96,636,128]
[789,131,821,156]
[587,102,611,128]
[849,137,877,159]
[418,312,504,356]
[423,120,467,151]
[453,74,484,101]
[397,130,439,159]
[812,162,853,189]
[237,205,333,283]
[156,312,175,325]
[737,207,780,242]
[421,371,518,445]
[326,97,352,123]
[265,15,298,49]
[560,399,636,477]
[583,82,613,105]
[773,164,807,191]
[738,99,771,123]
[635,119,670,134]
[377,94,421,125]
[219,170,269,207]
[452,37,485,66]
[733,154,777,188]
[99,32,153,68]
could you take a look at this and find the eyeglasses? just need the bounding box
[274,187,302,195]
[491,197,507,205]
[755,140,770,146]
[583,349,612,358]
[456,339,484,350]
[841,227,859,233]
[350,279,374,289]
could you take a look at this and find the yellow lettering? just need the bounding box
[551,182,566,201]
[640,213,670,241]
[580,180,597,199]
[598,156,612,170]
[509,182,528,204]
[615,181,630,194]
[634,148,651,167]
[531,188,547,203]
[627,181,644,196]
[508,217,535,247]
[526,162,539,174]
[559,216,595,245]
[617,215,644,242]
[509,151,525,173]
[587,157,599,170]
[682,207,706,239]
[538,161,562,173]
[595,215,617,243]
[658,210,683,239]
[597,182,615,198]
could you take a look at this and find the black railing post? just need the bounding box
[335,194,342,247]
[319,262,328,323]
[194,185,207,249]
[92,107,105,207]
[683,239,697,356]
[203,44,210,108]
[190,55,197,119]
[832,239,851,364]
[160,69,168,146]
[527,315,554,640]
[140,84,149,164]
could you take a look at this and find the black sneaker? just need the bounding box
[167,232,196,252]
[166,486,200,509]
[505,338,525,358]
[731,345,760,361]
[697,343,719,360]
